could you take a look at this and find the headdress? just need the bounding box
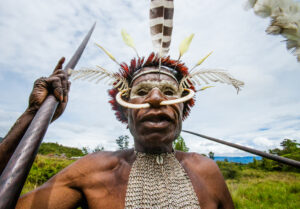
[69,0,244,124]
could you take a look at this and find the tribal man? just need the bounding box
[0,0,244,208]
[0,53,237,209]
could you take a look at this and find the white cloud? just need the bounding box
[0,0,299,156]
[253,137,275,147]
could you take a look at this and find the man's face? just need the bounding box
[127,67,184,152]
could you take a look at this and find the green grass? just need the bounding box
[21,154,75,195]
[227,169,300,209]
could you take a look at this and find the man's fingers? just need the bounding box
[53,57,65,73]
[52,70,67,89]
[55,72,68,89]
[47,77,63,102]
[33,77,48,89]
[46,70,70,103]
[53,69,65,75]
[53,86,63,103]
[62,81,71,103]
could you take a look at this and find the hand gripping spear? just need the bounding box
[0,23,96,209]
[183,130,300,168]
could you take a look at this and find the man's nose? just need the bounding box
[144,87,165,108]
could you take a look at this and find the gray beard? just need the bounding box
[125,151,201,209]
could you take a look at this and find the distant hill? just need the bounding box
[0,139,84,158]
[214,156,262,164]
[38,142,85,158]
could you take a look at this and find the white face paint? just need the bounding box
[130,80,183,99]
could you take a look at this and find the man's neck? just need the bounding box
[134,142,173,154]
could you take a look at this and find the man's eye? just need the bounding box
[163,90,174,96]
[137,89,148,96]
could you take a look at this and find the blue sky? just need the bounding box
[0,0,299,156]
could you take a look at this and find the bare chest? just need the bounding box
[79,165,130,209]
[78,155,219,209]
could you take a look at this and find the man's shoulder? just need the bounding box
[74,149,135,171]
[176,151,221,177]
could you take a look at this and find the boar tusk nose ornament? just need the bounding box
[160,89,195,105]
[116,89,150,109]
[116,88,195,109]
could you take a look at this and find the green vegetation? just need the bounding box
[173,135,189,152]
[217,161,241,179]
[38,142,85,158]
[21,154,75,195]
[116,135,129,150]
[209,151,214,160]
[216,160,300,208]
[247,139,300,172]
[227,169,300,209]
[216,139,300,208]
[82,144,105,154]
[260,139,300,172]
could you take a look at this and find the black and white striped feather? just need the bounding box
[150,0,174,57]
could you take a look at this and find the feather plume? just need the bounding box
[179,34,195,59]
[149,0,174,57]
[191,51,213,71]
[198,86,214,91]
[181,69,244,93]
[69,67,129,91]
[245,0,300,62]
[121,29,139,57]
[95,43,120,65]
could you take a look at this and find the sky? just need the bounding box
[0,0,299,156]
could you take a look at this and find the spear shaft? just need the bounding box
[182,130,300,168]
[0,23,96,209]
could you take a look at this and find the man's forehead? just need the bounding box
[131,67,178,87]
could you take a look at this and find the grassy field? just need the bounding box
[21,155,300,208]
[21,155,75,195]
[227,169,300,209]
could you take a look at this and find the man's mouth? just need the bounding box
[140,113,174,129]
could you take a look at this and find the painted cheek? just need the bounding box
[171,103,183,121]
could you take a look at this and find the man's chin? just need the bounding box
[138,130,175,147]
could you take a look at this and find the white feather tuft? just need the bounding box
[70,67,129,91]
[246,0,300,62]
[182,69,245,93]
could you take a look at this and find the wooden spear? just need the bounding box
[0,23,96,209]
[182,130,300,168]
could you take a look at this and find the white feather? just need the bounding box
[70,67,129,91]
[246,0,300,62]
[186,69,244,93]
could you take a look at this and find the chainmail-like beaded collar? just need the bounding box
[125,151,201,209]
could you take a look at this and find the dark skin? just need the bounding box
[0,61,234,208]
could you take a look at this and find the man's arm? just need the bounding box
[207,161,234,209]
[16,151,123,209]
[16,162,83,209]
[0,110,35,174]
[183,153,234,209]
[0,57,70,174]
